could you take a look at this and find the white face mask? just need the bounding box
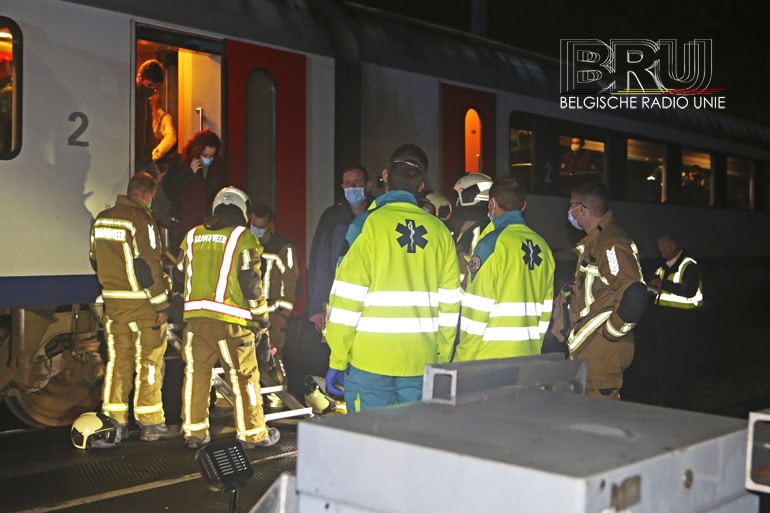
[567,206,583,230]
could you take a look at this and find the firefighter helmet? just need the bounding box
[212,186,252,220]
[453,173,493,206]
[421,191,452,221]
[71,412,120,450]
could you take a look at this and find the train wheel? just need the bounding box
[4,348,103,428]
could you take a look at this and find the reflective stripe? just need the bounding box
[185,299,252,320]
[438,310,460,327]
[460,316,486,336]
[462,292,496,313]
[482,326,541,342]
[267,300,294,313]
[331,280,368,302]
[568,310,612,352]
[328,307,361,327]
[655,258,704,309]
[438,287,463,304]
[489,301,547,318]
[263,253,286,273]
[184,229,196,302]
[102,403,130,412]
[149,292,169,305]
[102,290,149,299]
[605,318,635,338]
[135,403,163,414]
[215,227,246,301]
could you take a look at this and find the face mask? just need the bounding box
[487,212,495,223]
[567,207,583,230]
[344,187,366,206]
[251,225,267,239]
[200,156,213,167]
[570,144,581,152]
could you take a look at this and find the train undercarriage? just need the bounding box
[0,305,104,427]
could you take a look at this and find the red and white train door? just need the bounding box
[440,83,496,200]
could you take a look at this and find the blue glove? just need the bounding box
[325,368,345,397]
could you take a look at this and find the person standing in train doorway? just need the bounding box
[564,182,648,400]
[162,129,228,250]
[135,59,165,177]
[646,234,704,409]
[324,147,461,412]
[178,186,280,450]
[89,172,179,443]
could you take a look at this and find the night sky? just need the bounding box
[348,0,770,126]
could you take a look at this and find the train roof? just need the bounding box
[62,0,770,153]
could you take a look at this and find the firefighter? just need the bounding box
[647,234,704,409]
[89,172,178,443]
[324,150,461,412]
[565,182,648,400]
[451,172,493,287]
[178,186,280,449]
[454,178,555,361]
[249,204,299,375]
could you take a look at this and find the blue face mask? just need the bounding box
[567,207,583,230]
[200,156,213,167]
[251,225,267,239]
[344,187,366,206]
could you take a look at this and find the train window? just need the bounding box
[627,139,666,204]
[0,18,21,160]
[726,156,751,210]
[465,109,481,173]
[680,148,711,207]
[509,128,532,191]
[559,135,604,195]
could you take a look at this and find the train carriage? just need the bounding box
[1,0,770,426]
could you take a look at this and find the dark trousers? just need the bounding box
[653,306,697,409]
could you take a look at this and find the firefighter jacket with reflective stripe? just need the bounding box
[325,190,462,376]
[654,252,704,309]
[260,231,298,315]
[180,225,268,327]
[567,211,644,353]
[90,195,169,313]
[455,209,555,361]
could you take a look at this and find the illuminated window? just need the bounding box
[559,135,604,195]
[464,109,481,173]
[0,18,21,160]
[726,156,751,210]
[680,149,711,207]
[627,139,666,203]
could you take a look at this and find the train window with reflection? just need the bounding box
[559,135,604,195]
[509,128,532,191]
[0,18,21,160]
[680,148,711,207]
[726,156,751,210]
[627,139,666,204]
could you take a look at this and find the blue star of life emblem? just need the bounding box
[521,239,542,270]
[396,219,428,253]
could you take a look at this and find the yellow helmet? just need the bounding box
[71,412,120,450]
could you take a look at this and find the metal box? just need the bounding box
[297,387,755,513]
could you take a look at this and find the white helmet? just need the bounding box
[71,412,120,450]
[453,173,493,206]
[212,186,251,220]
[422,191,452,221]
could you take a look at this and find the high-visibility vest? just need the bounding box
[654,256,704,309]
[181,225,268,327]
[325,190,462,376]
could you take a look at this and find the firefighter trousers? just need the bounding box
[102,314,167,426]
[181,318,269,444]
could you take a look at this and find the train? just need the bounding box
[2,0,770,427]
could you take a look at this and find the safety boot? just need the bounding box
[139,423,180,442]
[241,427,280,449]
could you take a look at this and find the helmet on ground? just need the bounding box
[71,412,119,450]
[453,173,493,206]
[422,191,452,221]
[212,186,251,220]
